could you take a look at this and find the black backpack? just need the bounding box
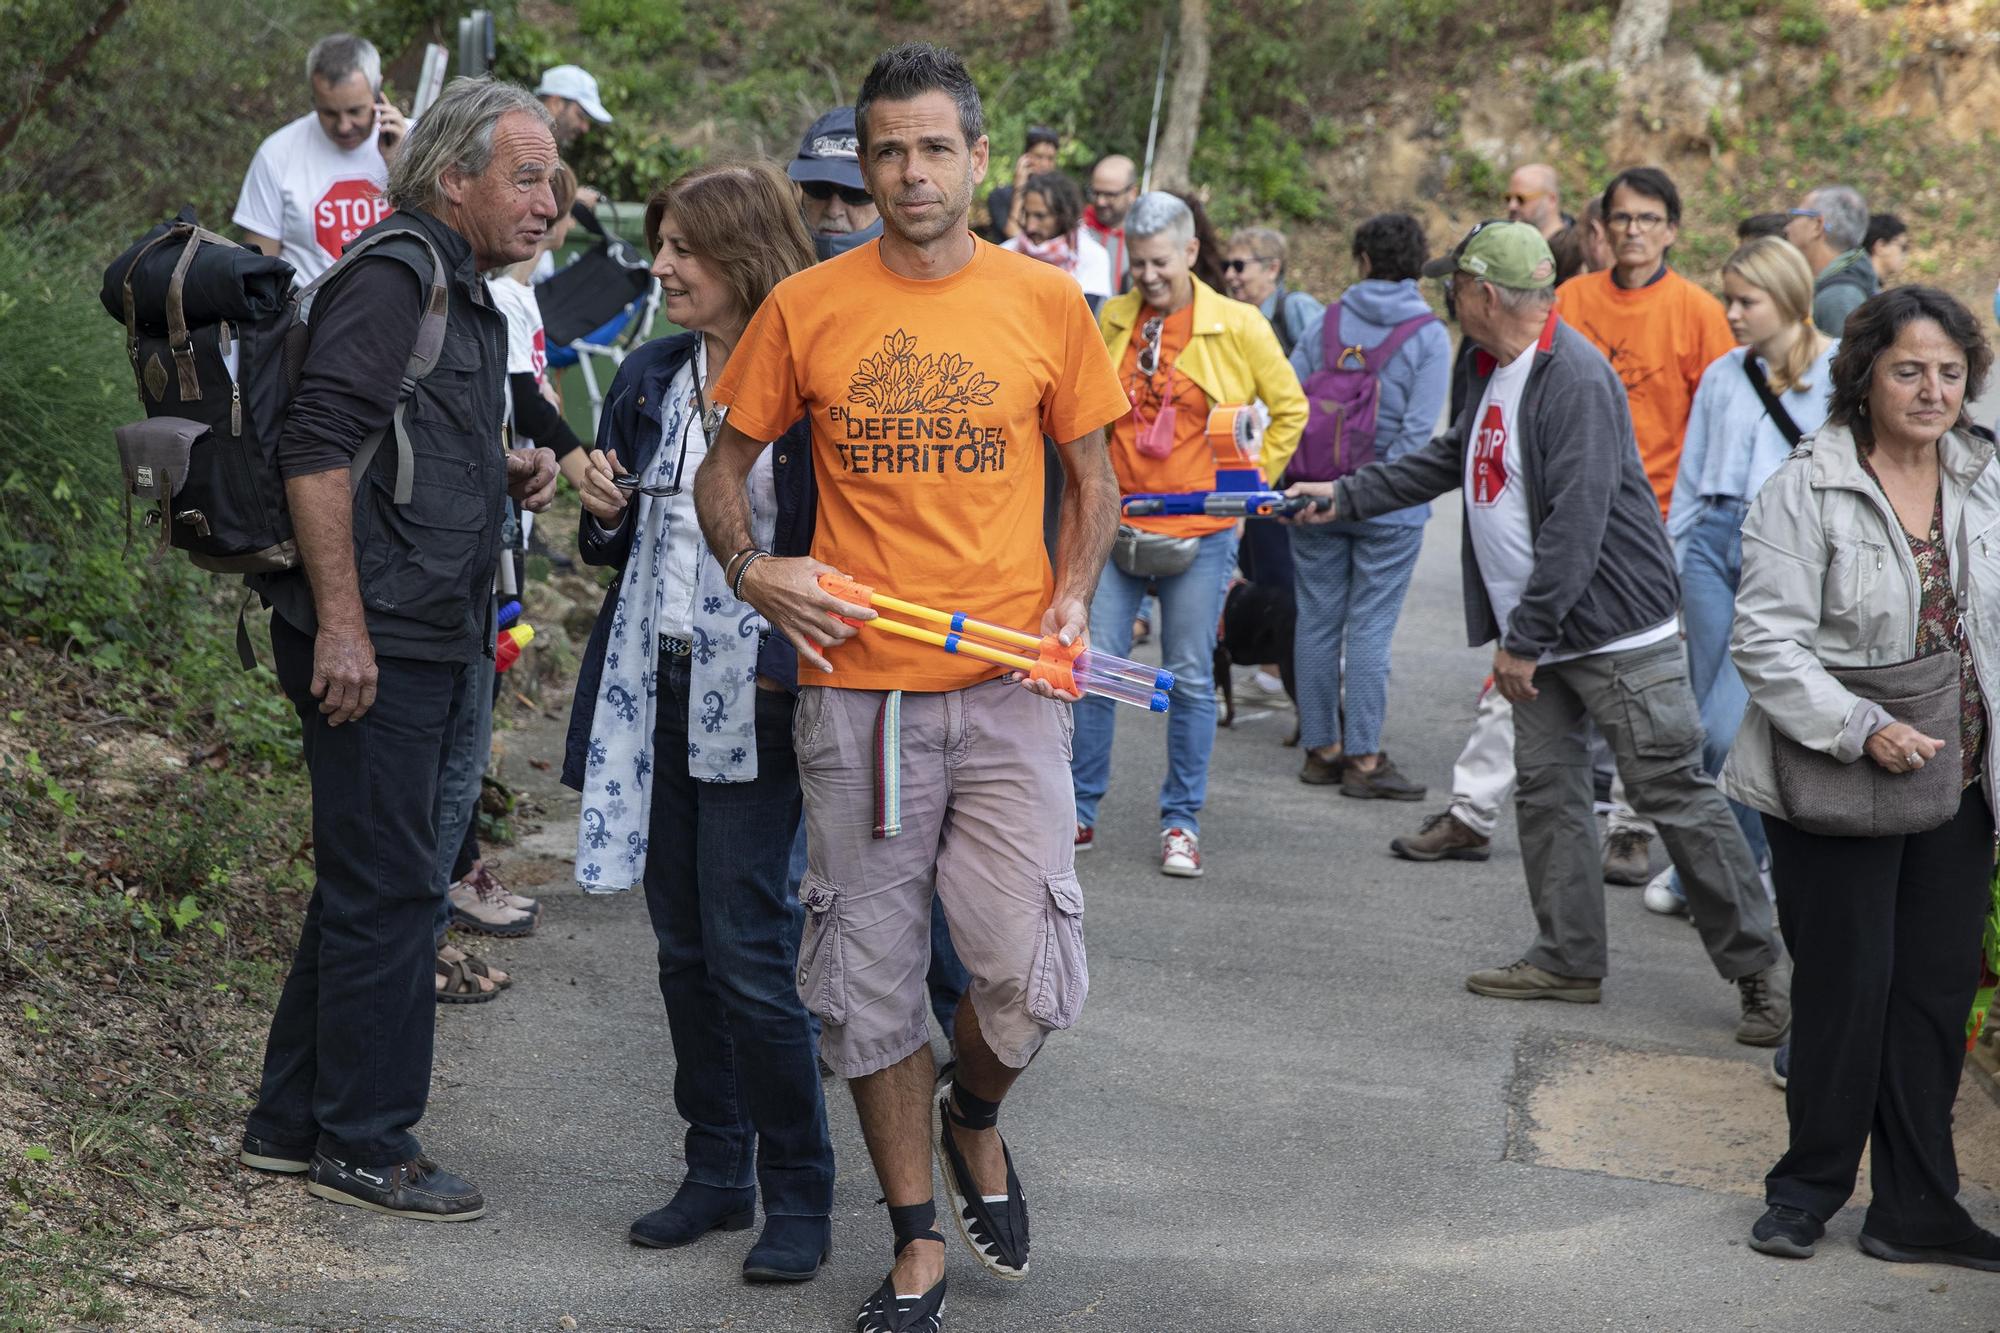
[103,212,448,575]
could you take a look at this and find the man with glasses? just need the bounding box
[787,106,884,261]
[1287,221,1786,1043]
[1223,226,1323,360]
[1784,184,1878,335]
[1084,153,1137,293]
[1552,165,1735,886]
[1504,163,1570,241]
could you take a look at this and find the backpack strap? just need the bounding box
[292,228,452,504]
[120,225,189,405]
[1742,353,1804,447]
[1361,310,1442,373]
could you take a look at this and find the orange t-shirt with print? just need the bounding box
[712,237,1130,692]
[1111,305,1231,538]
[1553,266,1737,519]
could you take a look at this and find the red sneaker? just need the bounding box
[1161,827,1202,878]
[1074,823,1095,852]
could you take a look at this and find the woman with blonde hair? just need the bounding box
[1647,238,1836,918]
[561,161,835,1281]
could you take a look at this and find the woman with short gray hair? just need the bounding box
[1073,192,1309,876]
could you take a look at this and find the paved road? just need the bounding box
[217,506,2000,1332]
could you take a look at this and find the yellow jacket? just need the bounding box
[1099,277,1309,484]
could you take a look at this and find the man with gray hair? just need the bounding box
[236,76,561,1223]
[234,33,410,282]
[1287,220,1788,1044]
[1785,184,1877,335]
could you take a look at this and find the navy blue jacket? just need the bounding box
[561,332,815,791]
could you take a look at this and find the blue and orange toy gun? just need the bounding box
[818,574,1174,711]
[1120,403,1331,519]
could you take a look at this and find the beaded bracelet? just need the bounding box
[732,550,771,601]
[723,545,759,585]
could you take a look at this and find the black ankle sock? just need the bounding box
[886,1200,940,1256]
[948,1082,1001,1131]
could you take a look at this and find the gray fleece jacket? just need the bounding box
[1334,313,1681,659]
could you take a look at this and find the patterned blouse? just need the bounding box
[1865,462,1986,787]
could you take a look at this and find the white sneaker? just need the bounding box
[1250,668,1286,697]
[1641,866,1687,917]
[1161,827,1202,878]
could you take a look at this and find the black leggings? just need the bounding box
[1762,785,1993,1244]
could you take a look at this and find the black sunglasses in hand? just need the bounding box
[800,180,873,208]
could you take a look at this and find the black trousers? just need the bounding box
[1762,786,1994,1244]
[247,614,466,1165]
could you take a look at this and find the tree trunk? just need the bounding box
[0,0,134,159]
[1047,0,1072,46]
[1607,0,1671,73]
[1151,0,1210,193]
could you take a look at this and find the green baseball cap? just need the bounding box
[1421,219,1557,289]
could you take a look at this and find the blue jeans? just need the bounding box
[1289,523,1426,754]
[431,650,496,948]
[1678,498,1768,869]
[644,657,833,1217]
[1073,528,1238,833]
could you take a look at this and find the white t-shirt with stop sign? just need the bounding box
[233,113,392,284]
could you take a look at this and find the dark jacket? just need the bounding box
[1335,312,1680,660]
[258,207,508,663]
[561,332,815,791]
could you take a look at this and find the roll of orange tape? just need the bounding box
[1206,403,1263,464]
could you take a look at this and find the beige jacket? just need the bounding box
[1722,421,2000,816]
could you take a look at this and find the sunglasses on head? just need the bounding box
[801,180,873,207]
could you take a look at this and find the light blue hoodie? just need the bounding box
[1288,278,1453,530]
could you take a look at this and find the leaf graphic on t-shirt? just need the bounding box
[844,331,995,417]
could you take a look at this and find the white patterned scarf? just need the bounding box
[575,349,777,895]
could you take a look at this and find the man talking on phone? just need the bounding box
[234,33,406,285]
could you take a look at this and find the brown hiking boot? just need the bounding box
[1340,753,1427,801]
[1735,965,1792,1047]
[1602,828,1654,886]
[1299,751,1346,785]
[1465,959,1601,1003]
[1390,811,1491,862]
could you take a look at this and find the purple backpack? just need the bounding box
[1286,302,1439,483]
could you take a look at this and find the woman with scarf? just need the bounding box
[1003,170,1113,306]
[561,162,832,1283]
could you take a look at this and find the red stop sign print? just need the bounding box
[314,177,393,260]
[1471,402,1510,506]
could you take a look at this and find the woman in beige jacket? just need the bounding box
[1725,286,2000,1270]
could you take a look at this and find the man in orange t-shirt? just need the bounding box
[1553,165,1735,887]
[1553,166,1736,520]
[693,44,1127,1330]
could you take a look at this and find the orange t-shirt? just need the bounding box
[1553,266,1736,518]
[712,237,1130,692]
[1111,305,1231,538]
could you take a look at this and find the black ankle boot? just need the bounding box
[744,1213,831,1282]
[629,1180,755,1248]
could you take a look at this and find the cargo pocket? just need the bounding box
[795,872,848,1025]
[1026,869,1088,1030]
[1616,651,1702,761]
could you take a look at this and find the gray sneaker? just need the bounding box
[1465,959,1601,1003]
[1602,829,1653,886]
[1735,966,1792,1047]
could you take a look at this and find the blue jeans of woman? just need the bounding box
[1669,498,1769,897]
[1073,528,1238,834]
[645,656,833,1218]
[1289,523,1426,755]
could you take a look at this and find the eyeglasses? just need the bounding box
[1137,315,1165,377]
[1504,191,1549,206]
[1092,187,1134,203]
[800,180,873,208]
[1606,211,1668,233]
[1223,257,1274,274]
[612,383,720,498]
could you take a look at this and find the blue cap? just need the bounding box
[789,107,864,191]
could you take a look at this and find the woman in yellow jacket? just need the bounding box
[1073,192,1308,877]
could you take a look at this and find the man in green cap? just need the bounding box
[1285,221,1788,1045]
